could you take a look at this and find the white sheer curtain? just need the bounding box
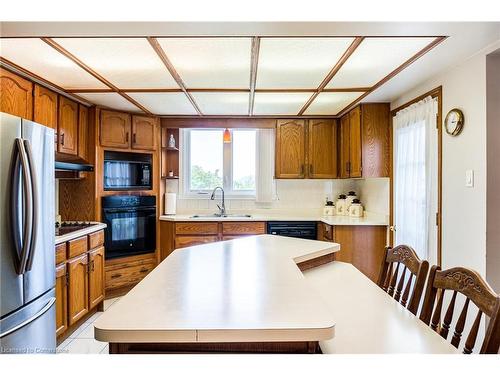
[393,96,438,262]
[255,128,276,203]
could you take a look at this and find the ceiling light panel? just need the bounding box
[326,37,436,88]
[304,92,365,115]
[256,38,355,89]
[191,92,249,115]
[126,92,198,115]
[156,38,252,89]
[53,38,179,89]
[77,92,142,112]
[0,38,107,89]
[253,92,312,115]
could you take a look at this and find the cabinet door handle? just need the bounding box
[133,133,137,144]
[309,164,313,175]
[60,133,65,146]
[111,273,122,279]
[139,267,149,273]
[125,133,129,143]
[300,164,304,177]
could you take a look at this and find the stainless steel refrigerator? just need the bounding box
[0,112,56,354]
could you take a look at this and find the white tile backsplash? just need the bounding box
[166,177,389,215]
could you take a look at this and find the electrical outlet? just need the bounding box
[466,170,474,187]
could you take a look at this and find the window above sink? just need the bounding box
[181,128,257,198]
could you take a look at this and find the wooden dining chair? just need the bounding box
[377,245,429,315]
[419,265,500,354]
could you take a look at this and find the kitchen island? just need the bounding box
[94,235,339,353]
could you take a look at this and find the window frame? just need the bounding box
[181,128,257,199]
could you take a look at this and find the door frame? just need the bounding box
[389,86,443,266]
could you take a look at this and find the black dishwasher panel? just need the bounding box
[267,221,317,240]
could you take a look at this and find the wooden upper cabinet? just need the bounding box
[67,253,89,326]
[58,96,79,155]
[34,84,57,129]
[55,263,68,337]
[132,115,157,151]
[275,120,306,179]
[0,67,33,120]
[88,246,105,310]
[348,106,362,178]
[78,105,89,162]
[361,103,390,178]
[339,114,350,179]
[308,119,337,178]
[337,104,390,179]
[100,110,131,149]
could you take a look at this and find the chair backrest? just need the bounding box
[377,245,429,315]
[419,265,500,354]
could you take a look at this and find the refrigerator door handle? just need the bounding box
[24,139,38,272]
[9,138,33,275]
[0,297,55,339]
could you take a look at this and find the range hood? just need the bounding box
[55,161,94,172]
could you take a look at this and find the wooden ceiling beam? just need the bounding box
[248,37,260,116]
[147,37,203,116]
[40,38,152,114]
[297,37,365,115]
[336,36,447,117]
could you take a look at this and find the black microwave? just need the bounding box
[103,151,152,191]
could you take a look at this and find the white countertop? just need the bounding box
[159,211,388,226]
[94,235,339,343]
[303,262,458,354]
[55,222,107,245]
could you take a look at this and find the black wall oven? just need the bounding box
[102,195,156,259]
[104,151,152,191]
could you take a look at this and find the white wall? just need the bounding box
[391,39,500,276]
[165,177,389,216]
[486,50,500,292]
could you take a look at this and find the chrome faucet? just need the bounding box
[210,186,226,216]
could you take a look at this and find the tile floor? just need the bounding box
[56,297,120,354]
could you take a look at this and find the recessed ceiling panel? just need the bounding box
[77,92,142,112]
[126,92,197,115]
[326,37,436,88]
[0,38,107,89]
[256,38,354,89]
[253,92,312,115]
[191,92,249,115]
[304,92,365,115]
[156,38,252,89]
[53,38,179,89]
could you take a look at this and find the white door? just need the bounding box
[393,96,438,265]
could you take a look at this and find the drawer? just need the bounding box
[175,235,219,249]
[105,261,156,290]
[175,222,218,235]
[222,222,266,235]
[89,230,104,249]
[67,236,88,258]
[322,223,333,241]
[55,243,67,264]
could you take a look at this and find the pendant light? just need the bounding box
[223,128,231,143]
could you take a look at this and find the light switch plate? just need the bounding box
[466,169,474,187]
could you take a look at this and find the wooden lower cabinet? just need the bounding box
[332,225,388,283]
[55,230,106,339]
[89,246,105,309]
[67,253,89,326]
[105,257,156,291]
[175,235,219,249]
[55,263,68,337]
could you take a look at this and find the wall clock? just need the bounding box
[444,108,464,136]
